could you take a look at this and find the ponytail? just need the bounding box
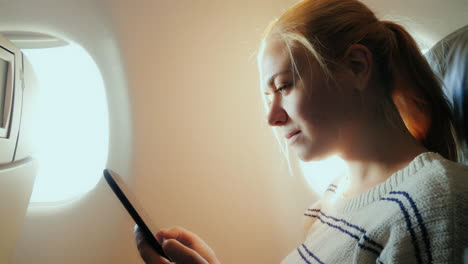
[383,21,458,161]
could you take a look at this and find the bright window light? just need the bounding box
[23,43,109,204]
[299,155,347,195]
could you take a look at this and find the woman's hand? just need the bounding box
[134,225,220,264]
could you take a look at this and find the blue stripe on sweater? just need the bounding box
[301,244,325,264]
[325,184,337,193]
[304,213,382,256]
[380,197,423,264]
[297,247,312,264]
[307,209,384,250]
[389,191,432,264]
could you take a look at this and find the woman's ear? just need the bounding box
[342,44,373,91]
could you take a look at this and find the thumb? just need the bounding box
[162,239,209,264]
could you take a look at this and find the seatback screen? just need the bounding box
[0,58,7,127]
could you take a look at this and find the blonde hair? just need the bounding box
[259,0,458,161]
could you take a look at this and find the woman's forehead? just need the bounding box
[259,39,292,83]
[259,39,316,86]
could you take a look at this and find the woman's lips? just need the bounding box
[287,131,301,144]
[286,130,301,140]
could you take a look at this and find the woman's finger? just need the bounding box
[158,226,218,263]
[162,238,209,264]
[134,225,171,264]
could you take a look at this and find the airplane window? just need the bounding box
[299,155,347,194]
[23,43,109,204]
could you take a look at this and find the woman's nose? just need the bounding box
[267,103,288,126]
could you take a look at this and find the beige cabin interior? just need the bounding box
[0,0,466,263]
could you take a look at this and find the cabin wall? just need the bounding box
[2,0,316,263]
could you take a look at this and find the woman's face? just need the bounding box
[259,38,354,161]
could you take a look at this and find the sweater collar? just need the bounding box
[328,152,443,212]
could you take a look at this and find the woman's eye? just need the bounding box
[275,83,292,94]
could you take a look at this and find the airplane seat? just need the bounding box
[425,25,468,164]
[425,24,468,263]
[0,33,38,263]
[0,160,38,263]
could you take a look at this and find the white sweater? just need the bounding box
[281,152,468,264]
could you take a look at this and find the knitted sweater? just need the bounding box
[281,152,468,264]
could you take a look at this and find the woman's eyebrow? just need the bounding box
[266,70,292,87]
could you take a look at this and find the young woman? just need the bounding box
[134,0,468,263]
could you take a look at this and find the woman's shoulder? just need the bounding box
[379,153,468,263]
[387,152,468,226]
[404,152,468,199]
[301,175,345,237]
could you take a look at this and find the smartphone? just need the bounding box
[103,169,170,260]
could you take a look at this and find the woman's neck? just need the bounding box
[338,121,428,198]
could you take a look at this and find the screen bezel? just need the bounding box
[0,46,14,138]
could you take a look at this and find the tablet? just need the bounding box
[103,169,169,260]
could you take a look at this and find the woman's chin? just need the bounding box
[296,148,334,162]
